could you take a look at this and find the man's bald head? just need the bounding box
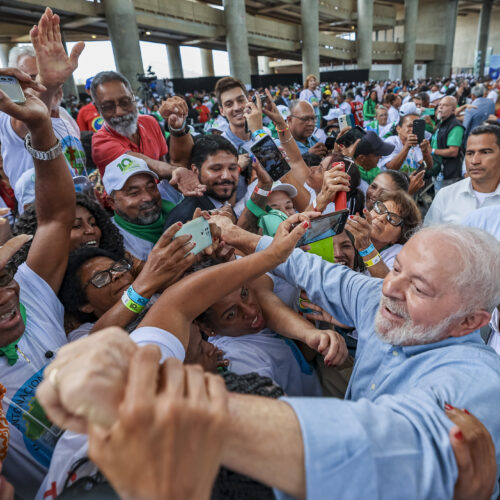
[437,96,457,120]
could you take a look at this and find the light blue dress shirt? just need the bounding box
[255,236,500,500]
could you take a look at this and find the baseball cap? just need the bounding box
[324,108,343,121]
[399,102,421,117]
[85,77,94,91]
[271,182,297,198]
[102,154,158,193]
[354,131,395,157]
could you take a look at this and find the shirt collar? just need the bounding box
[467,177,500,196]
[490,308,499,334]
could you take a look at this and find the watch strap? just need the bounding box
[24,133,62,161]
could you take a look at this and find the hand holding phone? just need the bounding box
[412,119,426,144]
[173,217,213,255]
[296,209,349,247]
[250,135,291,181]
[0,76,26,104]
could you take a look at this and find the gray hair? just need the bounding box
[8,45,35,68]
[471,85,486,98]
[90,71,132,103]
[289,99,313,114]
[418,225,500,313]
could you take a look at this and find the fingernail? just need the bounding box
[349,215,354,219]
[454,430,463,440]
[302,221,310,228]
[463,409,470,415]
[444,403,454,411]
[177,222,182,226]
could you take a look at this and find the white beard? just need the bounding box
[374,295,460,346]
[106,110,138,137]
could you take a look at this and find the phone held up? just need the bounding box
[412,119,426,144]
[250,134,291,181]
[0,76,26,104]
[295,209,349,247]
[174,217,213,255]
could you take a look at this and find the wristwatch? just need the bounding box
[24,133,62,161]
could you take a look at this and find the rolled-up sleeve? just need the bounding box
[275,392,457,500]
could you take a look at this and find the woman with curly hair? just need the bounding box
[11,193,125,268]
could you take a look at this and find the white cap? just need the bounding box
[324,108,343,121]
[271,181,297,198]
[399,102,421,117]
[102,154,158,193]
[277,104,290,120]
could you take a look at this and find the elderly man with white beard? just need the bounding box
[37,220,500,500]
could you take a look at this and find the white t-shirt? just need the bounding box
[35,325,185,500]
[474,190,497,207]
[299,89,321,106]
[387,106,400,125]
[2,263,67,500]
[0,110,86,204]
[378,135,423,173]
[112,218,155,262]
[304,183,336,214]
[338,101,352,116]
[487,89,498,102]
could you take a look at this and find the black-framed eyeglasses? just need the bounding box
[373,201,403,227]
[83,259,132,289]
[290,114,316,123]
[98,96,137,114]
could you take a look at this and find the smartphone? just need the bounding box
[250,134,291,181]
[421,108,435,117]
[412,119,426,144]
[338,114,354,131]
[296,209,349,247]
[335,125,366,148]
[174,217,213,255]
[0,76,26,104]
[415,162,426,174]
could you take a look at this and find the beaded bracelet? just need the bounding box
[364,253,382,268]
[359,243,376,257]
[276,124,289,133]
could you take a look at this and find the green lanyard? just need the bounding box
[0,304,27,366]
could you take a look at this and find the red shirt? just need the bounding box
[92,115,168,176]
[77,102,103,132]
[350,101,364,127]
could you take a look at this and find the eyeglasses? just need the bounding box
[373,201,403,227]
[99,96,137,114]
[290,115,316,123]
[84,259,132,289]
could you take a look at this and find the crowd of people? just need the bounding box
[0,6,498,500]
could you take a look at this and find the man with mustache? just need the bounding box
[164,135,240,226]
[91,71,204,203]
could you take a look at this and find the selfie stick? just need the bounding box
[332,161,347,210]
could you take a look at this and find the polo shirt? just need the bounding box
[76,102,103,132]
[92,115,167,176]
[424,177,500,225]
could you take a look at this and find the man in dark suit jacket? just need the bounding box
[164,135,240,226]
[275,87,291,108]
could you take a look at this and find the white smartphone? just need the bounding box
[174,217,213,255]
[0,76,26,104]
[338,114,354,131]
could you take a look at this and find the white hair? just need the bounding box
[471,85,485,98]
[8,45,35,69]
[418,224,500,313]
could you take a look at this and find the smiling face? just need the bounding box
[78,257,134,318]
[219,86,248,128]
[70,205,102,251]
[370,199,403,247]
[201,285,265,337]
[0,271,23,347]
[366,173,398,211]
[185,324,223,373]
[333,232,356,269]
[375,232,466,345]
[268,190,295,217]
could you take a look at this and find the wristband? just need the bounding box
[254,186,270,197]
[246,198,269,218]
[359,243,375,257]
[121,292,145,314]
[168,119,189,137]
[276,124,289,133]
[251,129,266,140]
[431,148,435,155]
[363,253,382,268]
[312,198,322,213]
[126,285,150,307]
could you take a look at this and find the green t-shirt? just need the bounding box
[431,125,464,149]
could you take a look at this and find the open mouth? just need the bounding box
[0,306,20,329]
[84,240,98,247]
[250,312,265,330]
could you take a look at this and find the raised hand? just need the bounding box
[30,7,84,88]
[160,96,188,129]
[170,167,206,197]
[315,163,350,212]
[345,209,373,252]
[408,169,425,195]
[306,328,348,367]
[243,97,263,133]
[267,212,312,263]
[262,88,286,126]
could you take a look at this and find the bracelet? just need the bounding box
[312,198,322,213]
[251,129,266,140]
[363,253,382,268]
[280,135,293,145]
[276,124,289,133]
[24,133,62,161]
[126,285,150,307]
[359,243,375,257]
[168,119,189,137]
[121,291,145,314]
[254,186,270,197]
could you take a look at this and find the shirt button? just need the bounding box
[392,350,399,356]
[370,383,376,390]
